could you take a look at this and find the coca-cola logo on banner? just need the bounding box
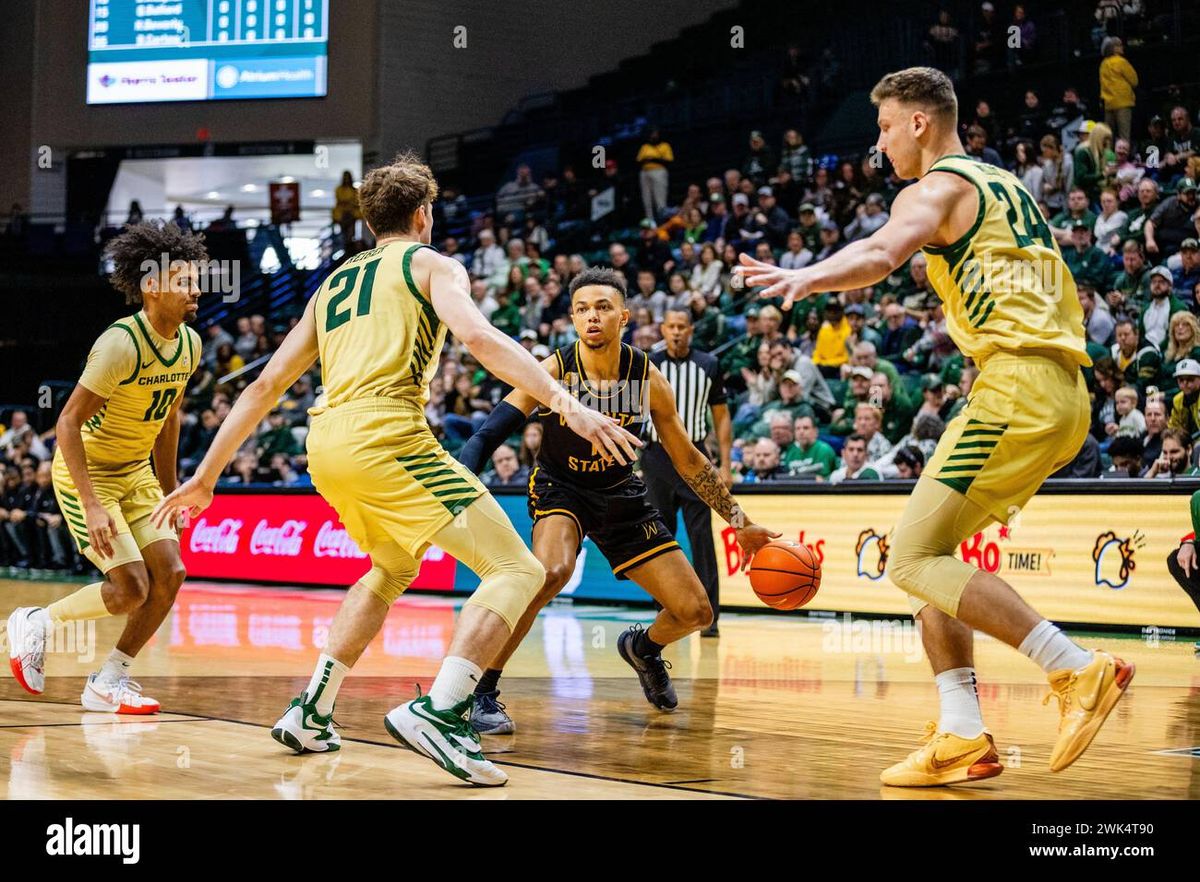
[180,492,457,590]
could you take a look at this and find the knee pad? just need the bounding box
[465,544,545,631]
[360,558,418,606]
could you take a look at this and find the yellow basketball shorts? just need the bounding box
[306,398,488,559]
[51,451,178,573]
[891,351,1090,616]
[924,351,1090,525]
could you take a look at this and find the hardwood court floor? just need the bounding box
[0,579,1197,799]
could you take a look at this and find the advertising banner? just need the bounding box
[714,491,1199,628]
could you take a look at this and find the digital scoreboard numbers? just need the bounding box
[87,0,328,104]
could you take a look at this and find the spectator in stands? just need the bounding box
[634,221,673,277]
[180,408,220,476]
[690,243,723,298]
[1079,284,1116,346]
[1111,320,1163,391]
[0,411,48,462]
[629,269,669,323]
[496,164,543,217]
[471,278,499,321]
[208,205,236,233]
[1112,138,1144,203]
[895,252,935,311]
[1109,385,1146,438]
[1008,5,1036,67]
[1102,435,1144,478]
[124,200,144,226]
[1047,87,1088,152]
[1075,121,1115,204]
[1012,141,1043,197]
[1142,396,1168,469]
[1118,180,1156,247]
[233,316,257,361]
[761,370,817,427]
[1062,220,1114,290]
[485,444,529,487]
[1052,431,1101,478]
[829,434,881,484]
[1164,107,1200,181]
[812,219,843,261]
[1145,177,1198,259]
[782,415,837,479]
[28,462,71,572]
[1172,238,1200,292]
[333,170,361,245]
[636,128,674,222]
[747,186,790,249]
[1108,240,1150,315]
[1144,427,1200,478]
[879,301,922,367]
[780,130,812,184]
[893,445,926,479]
[1099,37,1138,144]
[812,299,851,379]
[1039,134,1073,213]
[843,193,890,242]
[926,9,961,78]
[1140,266,1188,351]
[740,438,786,483]
[1094,188,1128,254]
[1167,358,1200,437]
[472,229,505,281]
[845,304,881,351]
[742,131,775,188]
[965,125,1003,168]
[971,2,1002,74]
[802,167,833,214]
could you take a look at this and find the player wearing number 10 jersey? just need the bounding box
[7,222,204,715]
[736,67,1134,787]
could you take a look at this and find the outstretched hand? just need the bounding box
[734,252,812,310]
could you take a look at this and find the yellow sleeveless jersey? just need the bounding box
[921,155,1090,368]
[313,240,446,407]
[75,312,201,472]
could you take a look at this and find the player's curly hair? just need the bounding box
[105,220,208,305]
[358,150,438,236]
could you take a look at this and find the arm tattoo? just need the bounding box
[682,458,745,528]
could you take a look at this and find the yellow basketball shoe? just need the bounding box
[1044,650,1134,772]
[880,721,1003,787]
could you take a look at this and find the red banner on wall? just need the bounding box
[179,492,458,589]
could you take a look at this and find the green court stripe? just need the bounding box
[423,476,468,489]
[975,300,996,326]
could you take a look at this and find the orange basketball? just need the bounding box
[749,541,822,610]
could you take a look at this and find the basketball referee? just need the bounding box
[644,308,732,636]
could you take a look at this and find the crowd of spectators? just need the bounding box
[5,4,1200,578]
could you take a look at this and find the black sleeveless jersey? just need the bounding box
[534,342,652,490]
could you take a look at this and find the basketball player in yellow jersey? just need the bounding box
[737,67,1134,786]
[153,152,640,787]
[6,222,203,715]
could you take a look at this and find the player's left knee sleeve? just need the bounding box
[886,533,972,619]
[359,558,418,606]
[465,544,545,632]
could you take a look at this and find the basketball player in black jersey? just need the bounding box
[458,267,777,733]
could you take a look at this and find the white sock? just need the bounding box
[305,654,349,716]
[429,656,482,711]
[935,667,985,738]
[1019,620,1092,674]
[97,649,134,685]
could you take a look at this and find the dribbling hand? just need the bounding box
[735,523,783,571]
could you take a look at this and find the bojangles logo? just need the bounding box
[856,529,890,581]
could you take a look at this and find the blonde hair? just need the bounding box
[1114,385,1139,405]
[358,150,438,236]
[1085,122,1113,181]
[869,67,957,125]
[1166,311,1200,362]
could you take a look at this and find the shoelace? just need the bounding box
[917,720,939,745]
[1042,675,1076,713]
[477,692,506,715]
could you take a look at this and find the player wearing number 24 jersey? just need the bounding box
[736,67,1132,788]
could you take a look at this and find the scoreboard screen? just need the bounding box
[87,0,329,104]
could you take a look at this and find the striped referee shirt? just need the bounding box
[648,347,727,444]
